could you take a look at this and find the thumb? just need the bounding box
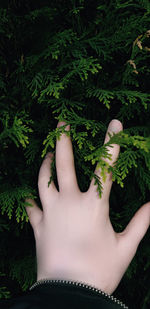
[119,202,150,264]
[25,198,43,230]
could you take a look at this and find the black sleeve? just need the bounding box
[0,283,128,309]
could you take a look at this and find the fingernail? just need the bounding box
[57,122,70,131]
[108,119,122,133]
[57,121,66,128]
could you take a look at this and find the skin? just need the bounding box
[25,119,150,295]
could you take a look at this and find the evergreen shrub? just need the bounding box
[0,1,150,308]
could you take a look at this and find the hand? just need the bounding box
[25,119,150,295]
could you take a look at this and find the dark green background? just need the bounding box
[0,1,150,308]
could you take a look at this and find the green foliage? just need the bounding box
[0,287,11,300]
[9,255,36,291]
[0,273,11,299]
[0,111,33,148]
[0,0,150,308]
[0,184,37,222]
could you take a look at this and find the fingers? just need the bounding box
[38,152,59,208]
[120,202,150,246]
[25,198,43,230]
[118,202,150,266]
[26,152,58,229]
[88,119,123,202]
[55,121,80,195]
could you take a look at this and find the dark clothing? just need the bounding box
[0,279,128,308]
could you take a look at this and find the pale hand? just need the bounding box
[25,119,150,294]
